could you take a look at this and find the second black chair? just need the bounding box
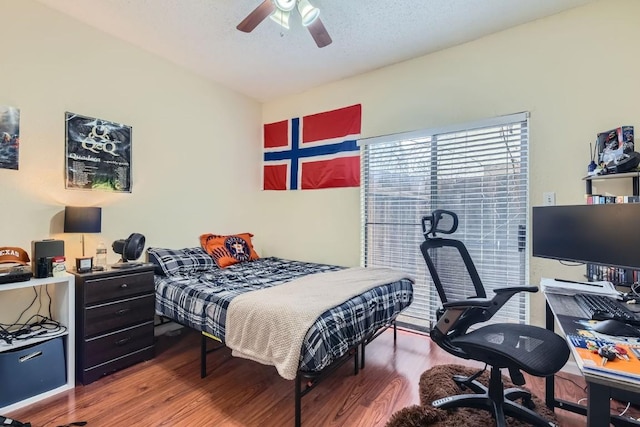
[420,209,570,427]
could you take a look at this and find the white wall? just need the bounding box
[3,0,639,326]
[261,0,640,324]
[0,0,262,266]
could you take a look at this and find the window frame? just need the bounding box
[359,112,530,330]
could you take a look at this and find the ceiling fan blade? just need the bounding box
[237,0,276,33]
[307,17,332,48]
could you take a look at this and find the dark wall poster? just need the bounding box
[65,112,132,192]
[0,106,20,170]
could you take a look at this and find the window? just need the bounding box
[360,113,529,330]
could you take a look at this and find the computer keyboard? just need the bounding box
[574,293,640,325]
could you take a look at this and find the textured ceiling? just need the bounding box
[35,0,597,102]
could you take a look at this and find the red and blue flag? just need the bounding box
[263,104,362,190]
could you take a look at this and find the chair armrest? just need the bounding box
[443,298,492,309]
[494,286,538,294]
[483,286,538,319]
[438,287,538,332]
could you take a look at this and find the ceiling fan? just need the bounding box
[237,0,332,48]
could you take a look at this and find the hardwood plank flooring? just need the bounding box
[3,327,615,426]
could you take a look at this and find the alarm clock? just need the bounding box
[76,256,93,273]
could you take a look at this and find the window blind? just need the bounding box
[361,113,529,330]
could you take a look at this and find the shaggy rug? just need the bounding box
[386,364,557,427]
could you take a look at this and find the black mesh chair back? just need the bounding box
[421,210,484,301]
[421,210,504,340]
[423,238,486,303]
[420,209,570,427]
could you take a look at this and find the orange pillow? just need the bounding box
[200,233,260,268]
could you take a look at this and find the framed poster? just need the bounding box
[65,112,132,192]
[0,106,20,170]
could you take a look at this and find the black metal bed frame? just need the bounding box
[199,319,399,427]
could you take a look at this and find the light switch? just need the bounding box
[543,192,556,206]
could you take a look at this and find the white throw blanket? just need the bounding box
[225,267,411,380]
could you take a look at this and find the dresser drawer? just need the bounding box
[81,345,155,384]
[84,321,154,367]
[84,294,155,337]
[84,272,154,305]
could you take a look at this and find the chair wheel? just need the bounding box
[522,397,536,410]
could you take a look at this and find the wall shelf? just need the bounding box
[581,172,640,285]
[583,171,640,196]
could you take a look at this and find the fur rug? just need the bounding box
[386,364,557,427]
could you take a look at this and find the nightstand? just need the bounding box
[73,264,155,384]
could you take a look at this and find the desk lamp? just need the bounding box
[64,206,101,272]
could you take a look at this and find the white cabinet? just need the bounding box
[0,274,75,413]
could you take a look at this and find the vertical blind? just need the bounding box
[360,113,529,330]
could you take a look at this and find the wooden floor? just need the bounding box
[5,327,603,426]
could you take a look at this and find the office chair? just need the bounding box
[420,210,570,427]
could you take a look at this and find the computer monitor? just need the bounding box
[532,203,640,270]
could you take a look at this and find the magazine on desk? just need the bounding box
[540,277,621,297]
[556,315,640,382]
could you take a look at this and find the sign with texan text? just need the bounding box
[65,112,132,192]
[263,104,361,190]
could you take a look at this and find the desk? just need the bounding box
[545,292,640,427]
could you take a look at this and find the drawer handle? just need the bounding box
[115,308,131,316]
[115,337,131,346]
[120,283,128,289]
[19,351,43,363]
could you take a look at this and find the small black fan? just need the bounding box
[111,233,145,268]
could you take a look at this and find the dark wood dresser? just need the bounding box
[73,264,155,384]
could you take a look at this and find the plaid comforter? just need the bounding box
[155,257,414,373]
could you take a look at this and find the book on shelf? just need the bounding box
[586,194,640,204]
[586,264,638,286]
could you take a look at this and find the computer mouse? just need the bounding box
[591,319,640,337]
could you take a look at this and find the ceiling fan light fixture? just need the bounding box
[269,8,290,29]
[237,0,331,48]
[297,0,320,27]
[273,0,296,12]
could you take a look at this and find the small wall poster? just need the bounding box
[0,106,20,170]
[65,112,132,192]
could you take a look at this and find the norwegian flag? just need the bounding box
[263,104,362,190]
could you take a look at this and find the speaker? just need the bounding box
[31,240,65,273]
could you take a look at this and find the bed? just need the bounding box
[149,246,414,426]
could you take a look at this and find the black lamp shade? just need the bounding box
[64,206,102,233]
